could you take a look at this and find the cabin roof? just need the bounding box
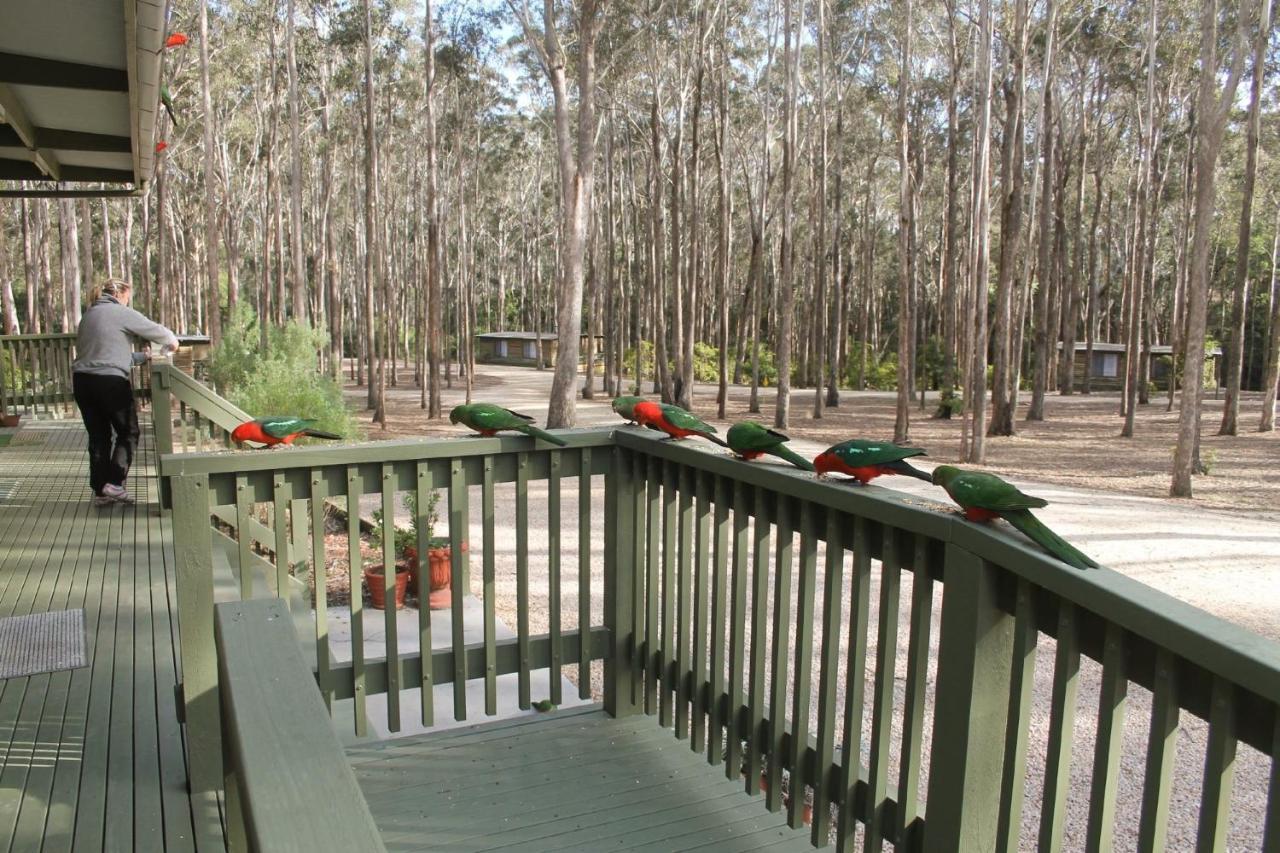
[1058,341,1223,357]
[475,331,603,341]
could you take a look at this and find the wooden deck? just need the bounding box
[0,417,224,851]
[348,706,815,852]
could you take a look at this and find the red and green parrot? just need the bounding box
[726,421,814,471]
[161,86,178,128]
[632,401,729,447]
[931,466,1099,570]
[814,439,933,485]
[611,395,645,424]
[449,403,567,446]
[231,416,342,448]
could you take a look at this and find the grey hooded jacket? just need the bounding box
[72,297,179,380]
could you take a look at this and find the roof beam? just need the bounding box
[0,125,132,153]
[0,159,132,183]
[0,52,128,92]
[0,84,60,180]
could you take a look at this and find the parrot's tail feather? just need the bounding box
[885,459,933,483]
[301,429,343,441]
[771,444,815,471]
[701,432,730,448]
[1004,510,1099,570]
[522,425,568,447]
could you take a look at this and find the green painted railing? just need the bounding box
[0,333,77,418]
[150,361,250,456]
[161,423,1280,852]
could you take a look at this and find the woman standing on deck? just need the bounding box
[72,278,178,506]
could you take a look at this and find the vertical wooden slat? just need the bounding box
[1262,714,1280,853]
[449,459,468,721]
[578,448,592,701]
[381,465,400,732]
[631,453,646,708]
[483,457,497,715]
[897,537,935,847]
[691,469,711,753]
[416,462,435,726]
[604,446,639,718]
[708,475,730,766]
[346,466,366,737]
[234,475,252,600]
[997,579,1039,853]
[810,509,844,840]
[548,451,563,706]
[516,451,531,709]
[675,464,694,737]
[1195,676,1237,853]
[645,456,661,716]
[837,517,874,850]
[660,460,677,727]
[765,497,795,813]
[309,469,332,711]
[178,402,189,453]
[272,474,291,606]
[789,504,819,831]
[864,528,903,851]
[1085,622,1128,853]
[726,479,749,780]
[1039,602,1082,852]
[746,486,772,794]
[1137,652,1179,851]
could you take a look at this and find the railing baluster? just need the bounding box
[837,517,873,850]
[765,496,794,813]
[1263,714,1279,853]
[549,451,563,706]
[483,457,497,715]
[310,469,332,711]
[346,466,366,737]
[726,479,749,780]
[997,578,1039,853]
[811,508,843,841]
[578,448,592,701]
[382,465,401,732]
[416,462,436,726]
[1039,602,1082,852]
[708,475,730,766]
[516,451,530,709]
[1085,622,1128,853]
[234,475,253,599]
[1139,652,1180,851]
[1196,676,1237,853]
[631,453,646,708]
[865,528,903,850]
[660,459,676,727]
[789,500,818,830]
[897,536,934,848]
[645,455,661,716]
[691,469,711,753]
[272,474,291,605]
[746,485,773,794]
[449,458,468,721]
[675,464,694,737]
[604,446,639,717]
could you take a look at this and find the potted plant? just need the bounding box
[0,413,19,428]
[366,511,415,610]
[402,491,465,610]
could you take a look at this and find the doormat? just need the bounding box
[0,609,87,679]
[0,435,11,448]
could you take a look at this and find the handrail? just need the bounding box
[151,361,252,458]
[0,332,77,417]
[215,599,386,851]
[164,424,1280,852]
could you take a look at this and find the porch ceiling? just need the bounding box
[0,1,165,196]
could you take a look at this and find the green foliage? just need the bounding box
[208,303,360,442]
[0,349,29,396]
[737,343,778,386]
[622,341,656,379]
[371,490,443,557]
[692,342,721,382]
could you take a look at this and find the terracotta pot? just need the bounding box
[426,547,453,610]
[0,414,19,428]
[364,563,411,610]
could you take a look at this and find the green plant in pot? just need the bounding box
[403,490,464,610]
[367,508,416,610]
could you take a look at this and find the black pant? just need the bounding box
[73,373,139,495]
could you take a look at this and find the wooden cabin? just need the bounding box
[474,331,604,368]
[1057,341,1223,392]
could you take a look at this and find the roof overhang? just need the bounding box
[0,1,165,198]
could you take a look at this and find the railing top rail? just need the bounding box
[0,333,78,342]
[152,361,251,431]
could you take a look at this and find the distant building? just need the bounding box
[474,332,604,368]
[1056,341,1223,392]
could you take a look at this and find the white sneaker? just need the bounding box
[102,483,135,505]
[93,494,114,508]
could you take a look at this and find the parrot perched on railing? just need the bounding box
[814,439,933,485]
[726,421,814,471]
[632,401,728,448]
[449,403,567,447]
[931,465,1099,570]
[231,416,342,448]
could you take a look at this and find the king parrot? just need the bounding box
[814,439,932,485]
[231,416,342,448]
[161,86,179,128]
[164,33,189,49]
[726,421,814,471]
[449,403,567,446]
[611,395,645,424]
[931,466,1099,570]
[632,401,729,447]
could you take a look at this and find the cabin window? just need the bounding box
[496,340,507,358]
[524,341,538,359]
[1091,352,1119,378]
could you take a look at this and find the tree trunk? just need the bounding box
[774,0,802,429]
[361,0,384,426]
[962,0,994,460]
[200,0,221,344]
[286,0,306,324]
[1260,209,1280,431]
[1026,0,1057,422]
[893,0,913,443]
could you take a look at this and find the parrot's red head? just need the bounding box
[813,452,837,475]
[632,401,663,429]
[230,422,252,445]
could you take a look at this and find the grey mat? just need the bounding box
[0,609,87,679]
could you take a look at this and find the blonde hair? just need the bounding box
[88,277,132,305]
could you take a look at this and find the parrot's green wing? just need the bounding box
[257,416,315,439]
[467,403,535,431]
[661,404,717,435]
[830,439,926,467]
[727,421,787,452]
[948,471,1048,511]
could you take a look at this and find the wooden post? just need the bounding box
[151,364,174,508]
[604,445,639,717]
[923,544,1015,852]
[171,473,222,795]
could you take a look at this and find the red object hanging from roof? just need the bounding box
[164,33,189,49]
